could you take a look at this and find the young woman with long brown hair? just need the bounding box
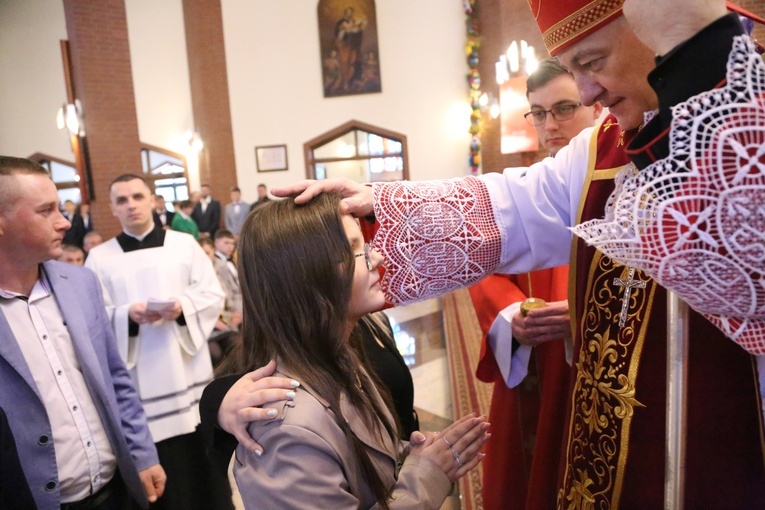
[230,193,488,509]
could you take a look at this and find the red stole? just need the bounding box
[558,115,765,508]
[469,267,570,510]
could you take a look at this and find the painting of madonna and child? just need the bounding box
[318,0,382,98]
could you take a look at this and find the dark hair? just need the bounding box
[109,173,150,193]
[214,229,235,240]
[198,237,214,250]
[0,156,50,210]
[226,193,396,508]
[257,183,266,189]
[526,57,573,98]
[230,186,241,193]
[178,200,194,210]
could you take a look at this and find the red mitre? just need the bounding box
[528,0,625,56]
[531,0,765,57]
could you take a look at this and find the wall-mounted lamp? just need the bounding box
[186,130,204,152]
[479,92,502,120]
[56,100,85,137]
[496,40,539,84]
[489,100,501,120]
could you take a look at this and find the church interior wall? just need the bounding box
[0,0,71,163]
[124,0,197,187]
[0,0,469,209]
[1,0,762,209]
[220,0,470,201]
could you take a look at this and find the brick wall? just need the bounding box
[182,0,237,213]
[737,0,765,41]
[63,0,143,237]
[477,0,765,175]
[477,0,553,175]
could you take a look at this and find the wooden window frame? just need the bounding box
[303,119,409,181]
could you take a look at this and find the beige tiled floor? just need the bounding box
[230,298,457,509]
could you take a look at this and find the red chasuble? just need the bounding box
[559,116,765,508]
[468,269,570,510]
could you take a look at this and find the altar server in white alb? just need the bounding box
[85,173,234,510]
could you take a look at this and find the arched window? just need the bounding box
[29,153,81,204]
[140,144,189,211]
[304,120,408,183]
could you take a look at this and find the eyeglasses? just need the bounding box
[354,242,373,271]
[524,103,582,126]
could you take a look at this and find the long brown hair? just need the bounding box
[229,193,397,508]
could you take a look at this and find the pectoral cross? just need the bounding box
[613,267,647,327]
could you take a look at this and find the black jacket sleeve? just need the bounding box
[199,374,241,475]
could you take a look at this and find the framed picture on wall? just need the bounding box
[255,145,288,172]
[318,0,382,98]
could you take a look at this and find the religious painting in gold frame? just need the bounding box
[318,0,382,98]
[500,75,539,154]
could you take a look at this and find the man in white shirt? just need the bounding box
[0,156,165,509]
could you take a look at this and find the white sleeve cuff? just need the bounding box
[487,302,533,389]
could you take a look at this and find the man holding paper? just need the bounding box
[85,174,232,510]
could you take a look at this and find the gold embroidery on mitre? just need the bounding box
[543,0,624,54]
[558,255,655,509]
[528,0,542,20]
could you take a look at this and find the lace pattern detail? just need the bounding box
[372,177,503,305]
[571,36,765,354]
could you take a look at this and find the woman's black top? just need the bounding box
[357,312,419,439]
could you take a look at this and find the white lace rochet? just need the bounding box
[372,177,503,306]
[571,36,765,354]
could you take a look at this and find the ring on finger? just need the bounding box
[443,437,462,467]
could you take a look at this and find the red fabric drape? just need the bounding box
[469,268,571,510]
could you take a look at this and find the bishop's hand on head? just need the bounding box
[271,178,374,217]
[622,0,728,55]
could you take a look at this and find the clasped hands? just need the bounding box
[408,414,489,482]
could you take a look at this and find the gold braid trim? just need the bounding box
[543,0,624,54]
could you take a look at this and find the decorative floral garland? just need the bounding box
[464,0,481,175]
